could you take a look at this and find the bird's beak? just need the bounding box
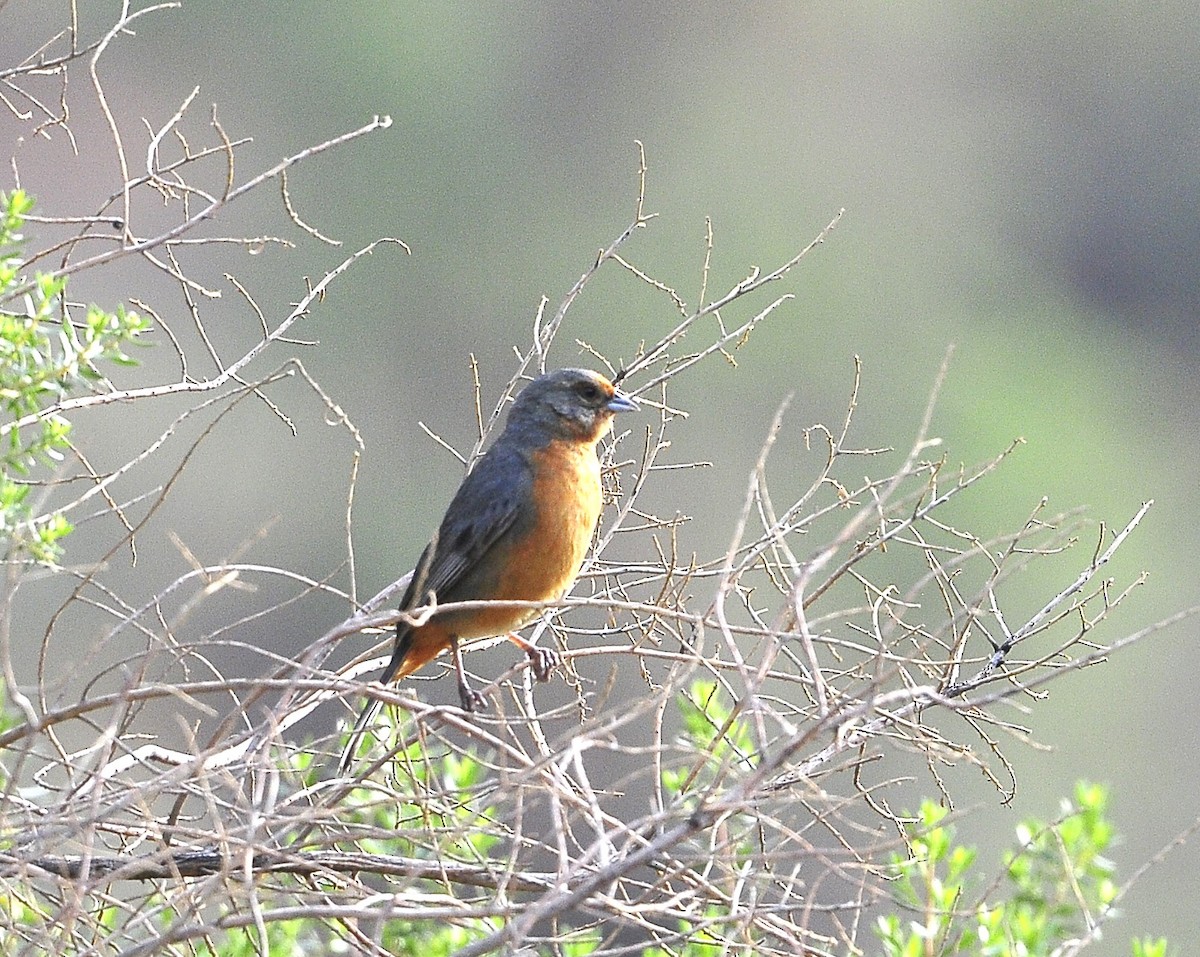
[606,388,638,414]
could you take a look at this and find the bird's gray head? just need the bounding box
[507,368,638,444]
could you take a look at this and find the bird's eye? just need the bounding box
[576,381,602,401]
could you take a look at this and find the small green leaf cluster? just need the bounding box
[0,189,149,562]
[198,916,324,957]
[338,715,501,863]
[661,679,754,801]
[648,682,760,954]
[641,905,733,957]
[877,782,1171,957]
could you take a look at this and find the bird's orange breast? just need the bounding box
[455,437,602,639]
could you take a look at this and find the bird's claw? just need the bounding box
[527,645,560,682]
[457,680,488,713]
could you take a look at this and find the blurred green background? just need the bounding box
[5,1,1199,948]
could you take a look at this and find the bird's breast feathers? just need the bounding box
[477,438,602,622]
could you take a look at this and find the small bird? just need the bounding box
[340,368,637,772]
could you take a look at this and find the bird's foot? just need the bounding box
[526,644,561,682]
[505,632,560,682]
[456,677,488,713]
[450,634,487,712]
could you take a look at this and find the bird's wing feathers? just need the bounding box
[338,449,532,775]
[403,444,532,612]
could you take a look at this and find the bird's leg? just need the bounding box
[505,632,560,682]
[450,635,487,712]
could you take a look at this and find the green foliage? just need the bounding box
[1003,781,1117,950]
[204,917,320,957]
[0,189,149,562]
[1132,938,1171,957]
[642,906,733,957]
[877,782,1170,957]
[381,916,495,957]
[324,681,762,955]
[336,712,500,863]
[661,678,754,800]
[0,677,1173,957]
[650,682,759,954]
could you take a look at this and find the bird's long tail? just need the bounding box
[336,629,415,776]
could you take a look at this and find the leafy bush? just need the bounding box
[0,189,148,562]
[879,780,1169,957]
